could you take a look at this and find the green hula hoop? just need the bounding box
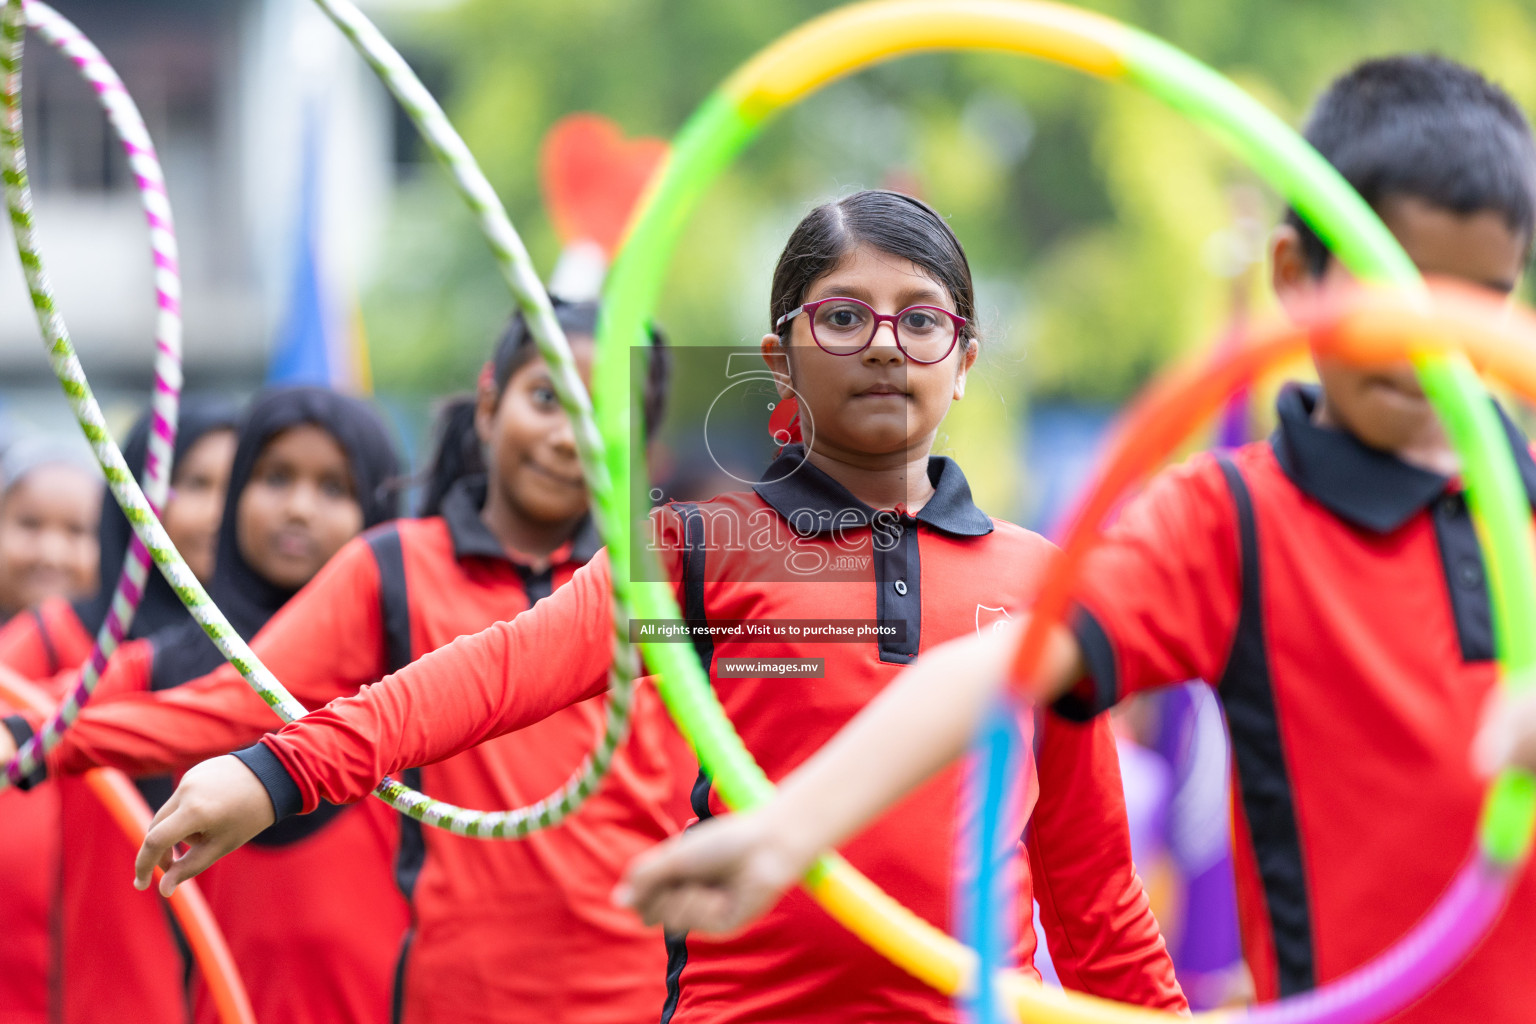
[592,0,1536,1010]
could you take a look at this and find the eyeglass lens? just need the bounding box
[809,299,959,361]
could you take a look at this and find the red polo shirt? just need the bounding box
[0,607,191,1024]
[0,603,88,1024]
[240,448,1186,1022]
[41,477,689,1024]
[0,597,93,683]
[1056,383,1536,1020]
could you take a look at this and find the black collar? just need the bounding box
[751,444,994,537]
[440,475,602,565]
[1272,383,1536,533]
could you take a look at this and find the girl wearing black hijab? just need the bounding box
[153,387,406,1024]
[6,388,406,1024]
[0,397,238,1024]
[145,387,401,693]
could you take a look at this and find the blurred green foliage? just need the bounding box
[360,0,1536,512]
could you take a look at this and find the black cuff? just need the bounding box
[230,743,303,822]
[3,715,47,790]
[1050,605,1120,722]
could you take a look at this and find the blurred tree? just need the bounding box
[358,0,1536,504]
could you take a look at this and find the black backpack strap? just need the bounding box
[662,503,714,1024]
[372,525,415,676]
[674,503,714,670]
[33,608,61,677]
[248,527,414,848]
[362,524,426,895]
[1213,453,1316,995]
[672,503,716,821]
[364,525,426,1024]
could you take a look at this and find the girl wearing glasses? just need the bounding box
[129,190,1186,1022]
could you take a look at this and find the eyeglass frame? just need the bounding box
[774,296,968,364]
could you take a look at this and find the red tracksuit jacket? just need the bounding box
[0,601,192,1024]
[1056,385,1536,1020]
[60,635,409,1024]
[43,477,692,1024]
[235,452,1187,1022]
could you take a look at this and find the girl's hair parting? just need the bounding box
[769,189,979,346]
[491,297,670,438]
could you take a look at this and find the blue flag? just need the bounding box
[268,107,345,389]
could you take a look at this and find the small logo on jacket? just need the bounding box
[975,604,1013,637]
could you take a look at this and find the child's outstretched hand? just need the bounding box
[615,808,813,936]
[134,754,275,897]
[1474,690,1536,776]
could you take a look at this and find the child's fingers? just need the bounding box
[620,812,806,937]
[627,881,686,928]
[134,754,276,894]
[662,886,737,934]
[627,821,743,890]
[622,834,745,922]
[621,864,696,925]
[621,846,716,916]
[624,868,782,936]
[1476,691,1536,776]
[135,799,189,891]
[632,882,737,934]
[158,834,235,898]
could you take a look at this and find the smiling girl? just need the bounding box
[15,305,681,1024]
[0,400,237,1024]
[0,438,101,623]
[128,191,1186,1021]
[0,399,239,683]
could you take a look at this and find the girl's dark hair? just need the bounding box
[1284,54,1536,277]
[416,394,481,517]
[770,189,978,345]
[419,299,671,516]
[491,297,670,437]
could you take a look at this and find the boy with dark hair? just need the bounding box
[1284,54,1536,281]
[622,54,1536,1023]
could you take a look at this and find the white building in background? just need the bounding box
[0,0,397,430]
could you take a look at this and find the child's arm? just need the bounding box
[136,547,621,896]
[621,455,1242,933]
[619,618,1084,932]
[38,537,395,780]
[1027,712,1187,1011]
[0,640,157,775]
[0,536,396,774]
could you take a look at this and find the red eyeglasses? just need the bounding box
[775,297,966,364]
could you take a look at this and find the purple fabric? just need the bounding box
[1156,685,1244,1004]
[1217,384,1252,451]
[1116,737,1172,870]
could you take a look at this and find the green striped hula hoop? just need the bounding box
[1,0,638,839]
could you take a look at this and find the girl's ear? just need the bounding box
[760,333,793,398]
[951,338,979,401]
[474,377,500,446]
